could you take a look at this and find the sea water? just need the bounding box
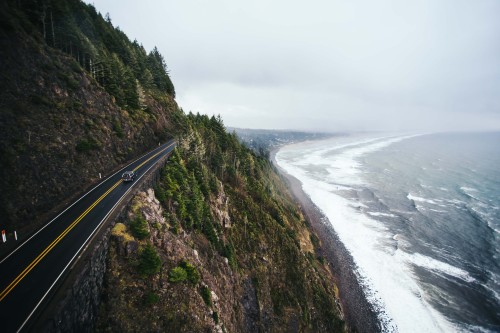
[276,132,500,332]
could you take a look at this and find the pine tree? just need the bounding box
[147,46,175,97]
[138,244,161,277]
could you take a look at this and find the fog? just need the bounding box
[89,0,500,132]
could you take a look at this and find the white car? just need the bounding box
[121,171,137,182]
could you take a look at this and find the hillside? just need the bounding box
[0,0,346,331]
[231,127,335,156]
[0,0,180,237]
[95,115,345,332]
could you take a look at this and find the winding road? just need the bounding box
[0,140,176,332]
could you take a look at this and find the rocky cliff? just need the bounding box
[97,186,345,332]
[95,118,347,332]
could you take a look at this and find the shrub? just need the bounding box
[200,285,212,306]
[30,94,52,106]
[61,72,79,90]
[130,215,149,240]
[70,59,82,73]
[154,186,166,204]
[113,118,124,138]
[180,260,200,284]
[73,100,82,109]
[144,291,160,305]
[168,260,200,284]
[222,243,237,270]
[168,266,187,283]
[75,138,100,153]
[137,244,161,277]
[310,233,320,248]
[202,222,218,246]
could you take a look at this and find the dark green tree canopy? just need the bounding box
[3,0,176,109]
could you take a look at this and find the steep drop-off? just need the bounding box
[1,1,347,331]
[96,116,345,331]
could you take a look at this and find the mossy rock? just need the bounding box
[112,223,134,242]
[111,223,138,256]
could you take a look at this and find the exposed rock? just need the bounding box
[211,181,231,228]
[111,223,137,256]
[97,183,346,332]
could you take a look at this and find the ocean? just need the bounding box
[275,132,500,333]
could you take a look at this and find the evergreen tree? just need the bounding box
[138,244,161,277]
[147,46,175,97]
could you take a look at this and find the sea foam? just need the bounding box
[277,134,457,333]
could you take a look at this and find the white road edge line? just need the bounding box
[16,144,174,333]
[0,141,172,265]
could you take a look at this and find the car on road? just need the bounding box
[122,171,137,182]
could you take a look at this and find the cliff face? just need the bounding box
[98,187,345,332]
[0,0,180,236]
[96,117,346,332]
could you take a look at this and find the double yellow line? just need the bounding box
[0,143,174,302]
[0,180,121,302]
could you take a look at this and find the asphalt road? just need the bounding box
[0,140,176,332]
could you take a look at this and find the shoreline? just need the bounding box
[270,148,381,333]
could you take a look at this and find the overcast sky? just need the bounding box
[88,0,500,132]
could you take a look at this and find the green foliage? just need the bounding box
[75,138,100,153]
[168,266,187,283]
[202,221,218,246]
[137,244,161,277]
[271,288,293,316]
[143,291,160,305]
[2,2,344,329]
[10,0,175,109]
[200,285,212,307]
[148,47,176,97]
[130,215,149,240]
[168,260,200,284]
[179,260,200,284]
[60,73,80,90]
[30,94,52,107]
[222,243,237,270]
[154,185,167,204]
[73,100,83,109]
[104,54,140,109]
[310,233,320,248]
[112,118,124,138]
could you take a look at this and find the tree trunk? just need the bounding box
[40,7,46,40]
[50,10,55,46]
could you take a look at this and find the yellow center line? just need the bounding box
[133,142,174,171]
[0,180,121,302]
[0,142,175,302]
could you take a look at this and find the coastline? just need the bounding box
[270,148,381,333]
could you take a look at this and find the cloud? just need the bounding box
[89,0,500,131]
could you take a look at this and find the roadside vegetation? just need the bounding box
[98,110,346,332]
[1,1,346,331]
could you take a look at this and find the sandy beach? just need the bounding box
[271,149,381,333]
